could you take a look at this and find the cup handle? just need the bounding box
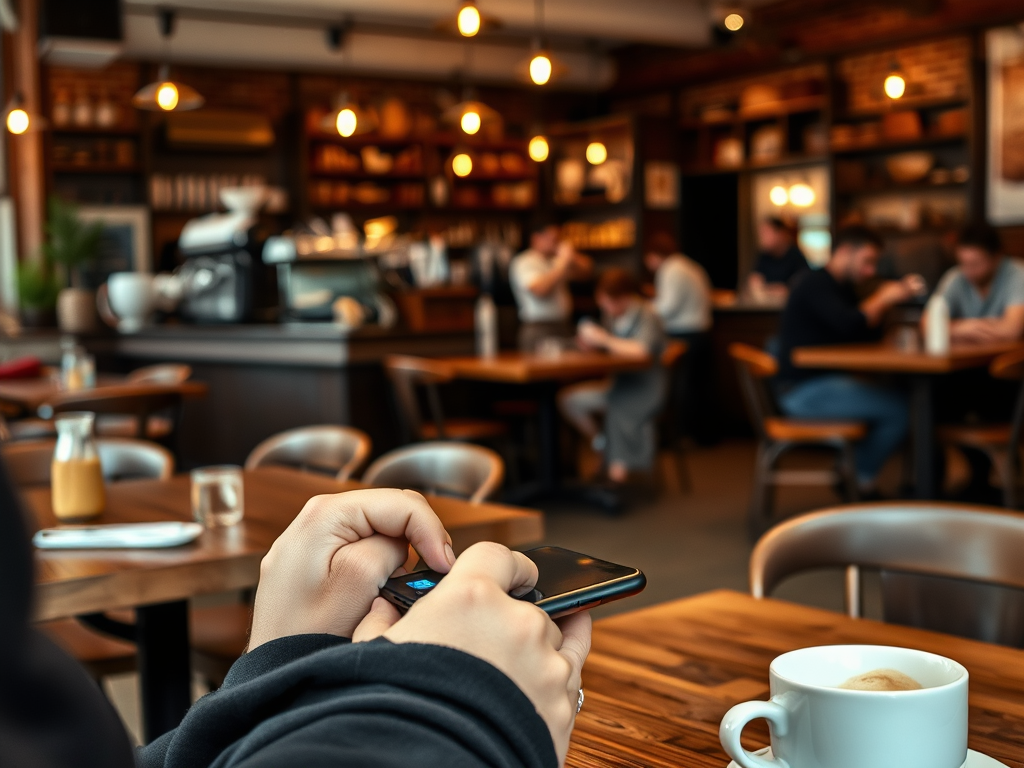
[96,283,119,329]
[719,699,791,768]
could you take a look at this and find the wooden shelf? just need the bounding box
[52,164,141,174]
[680,96,826,129]
[837,179,969,196]
[835,97,969,121]
[308,170,425,180]
[51,126,141,136]
[684,154,828,176]
[832,133,968,155]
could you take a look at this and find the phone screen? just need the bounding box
[383,546,645,617]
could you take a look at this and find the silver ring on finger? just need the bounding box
[576,687,585,714]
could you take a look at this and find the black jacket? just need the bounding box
[0,458,556,768]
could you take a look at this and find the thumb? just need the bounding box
[353,597,402,643]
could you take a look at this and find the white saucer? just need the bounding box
[727,747,1008,768]
[33,522,205,549]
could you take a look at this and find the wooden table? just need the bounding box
[27,466,543,740]
[792,342,1023,498]
[568,590,1024,768]
[438,351,654,506]
[0,375,208,414]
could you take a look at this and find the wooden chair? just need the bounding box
[936,348,1024,508]
[657,341,692,493]
[750,503,1024,646]
[24,438,175,682]
[95,364,194,440]
[383,355,509,443]
[729,343,864,538]
[362,441,505,503]
[43,383,190,440]
[245,425,372,481]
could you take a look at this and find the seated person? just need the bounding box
[558,269,666,484]
[776,226,922,495]
[510,221,593,352]
[643,231,717,444]
[746,217,809,303]
[923,222,1024,344]
[0,471,591,768]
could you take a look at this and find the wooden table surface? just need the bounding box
[27,466,544,622]
[440,351,653,384]
[792,341,1023,374]
[567,590,1024,768]
[0,376,208,412]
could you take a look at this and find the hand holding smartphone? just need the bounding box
[381,546,646,619]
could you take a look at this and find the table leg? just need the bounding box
[911,375,935,499]
[537,383,561,491]
[136,600,191,743]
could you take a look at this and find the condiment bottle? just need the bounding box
[924,294,950,355]
[51,412,105,522]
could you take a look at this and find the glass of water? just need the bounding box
[191,465,245,527]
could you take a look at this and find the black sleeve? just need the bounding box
[797,281,867,339]
[139,637,557,768]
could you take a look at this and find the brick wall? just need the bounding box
[837,36,971,114]
[679,63,826,119]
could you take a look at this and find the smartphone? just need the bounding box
[380,546,646,619]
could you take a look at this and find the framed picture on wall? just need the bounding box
[644,161,679,210]
[988,27,1024,225]
[75,205,151,289]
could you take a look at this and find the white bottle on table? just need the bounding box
[924,294,950,355]
[475,293,498,359]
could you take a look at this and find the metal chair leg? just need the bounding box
[748,441,777,541]
[841,441,859,502]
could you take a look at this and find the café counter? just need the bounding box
[85,323,475,468]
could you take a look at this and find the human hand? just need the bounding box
[361,543,592,765]
[248,489,455,651]
[901,273,927,297]
[875,280,914,306]
[554,240,576,269]
[577,319,609,350]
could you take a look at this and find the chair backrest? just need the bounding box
[383,355,453,442]
[728,343,779,440]
[361,441,504,503]
[750,503,1024,644]
[661,340,687,369]
[128,363,193,385]
[45,385,186,439]
[245,425,372,481]
[2,437,173,486]
[990,349,1024,508]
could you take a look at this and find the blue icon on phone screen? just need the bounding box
[406,578,436,590]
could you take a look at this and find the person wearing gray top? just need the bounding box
[925,223,1024,344]
[558,269,666,485]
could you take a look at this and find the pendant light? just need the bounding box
[788,182,816,208]
[884,62,906,100]
[133,11,204,113]
[525,0,564,86]
[320,93,376,137]
[437,0,501,37]
[528,134,549,162]
[586,141,608,165]
[443,88,499,136]
[452,150,474,177]
[3,93,43,135]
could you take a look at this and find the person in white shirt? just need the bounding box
[510,223,592,351]
[643,232,718,445]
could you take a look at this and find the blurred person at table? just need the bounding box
[643,231,718,445]
[745,217,809,303]
[776,226,924,496]
[510,220,593,352]
[923,223,1024,345]
[558,269,666,485]
[0,472,592,768]
[925,223,1024,500]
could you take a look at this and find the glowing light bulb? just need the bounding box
[724,13,744,31]
[336,108,357,137]
[884,73,906,100]
[461,110,481,135]
[769,185,788,206]
[528,135,549,162]
[586,141,607,165]
[788,183,816,208]
[156,82,179,111]
[452,153,473,177]
[457,3,481,36]
[6,108,29,135]
[530,54,552,86]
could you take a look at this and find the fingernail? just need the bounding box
[444,543,456,566]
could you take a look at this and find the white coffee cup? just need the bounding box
[99,272,155,333]
[719,645,968,768]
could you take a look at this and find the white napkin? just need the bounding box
[34,522,204,550]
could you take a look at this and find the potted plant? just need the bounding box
[17,257,61,328]
[44,196,104,334]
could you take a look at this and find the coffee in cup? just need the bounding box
[719,645,968,768]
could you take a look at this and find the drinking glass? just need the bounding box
[191,465,245,527]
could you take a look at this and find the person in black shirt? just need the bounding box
[1,474,591,768]
[776,226,923,494]
[746,217,810,302]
